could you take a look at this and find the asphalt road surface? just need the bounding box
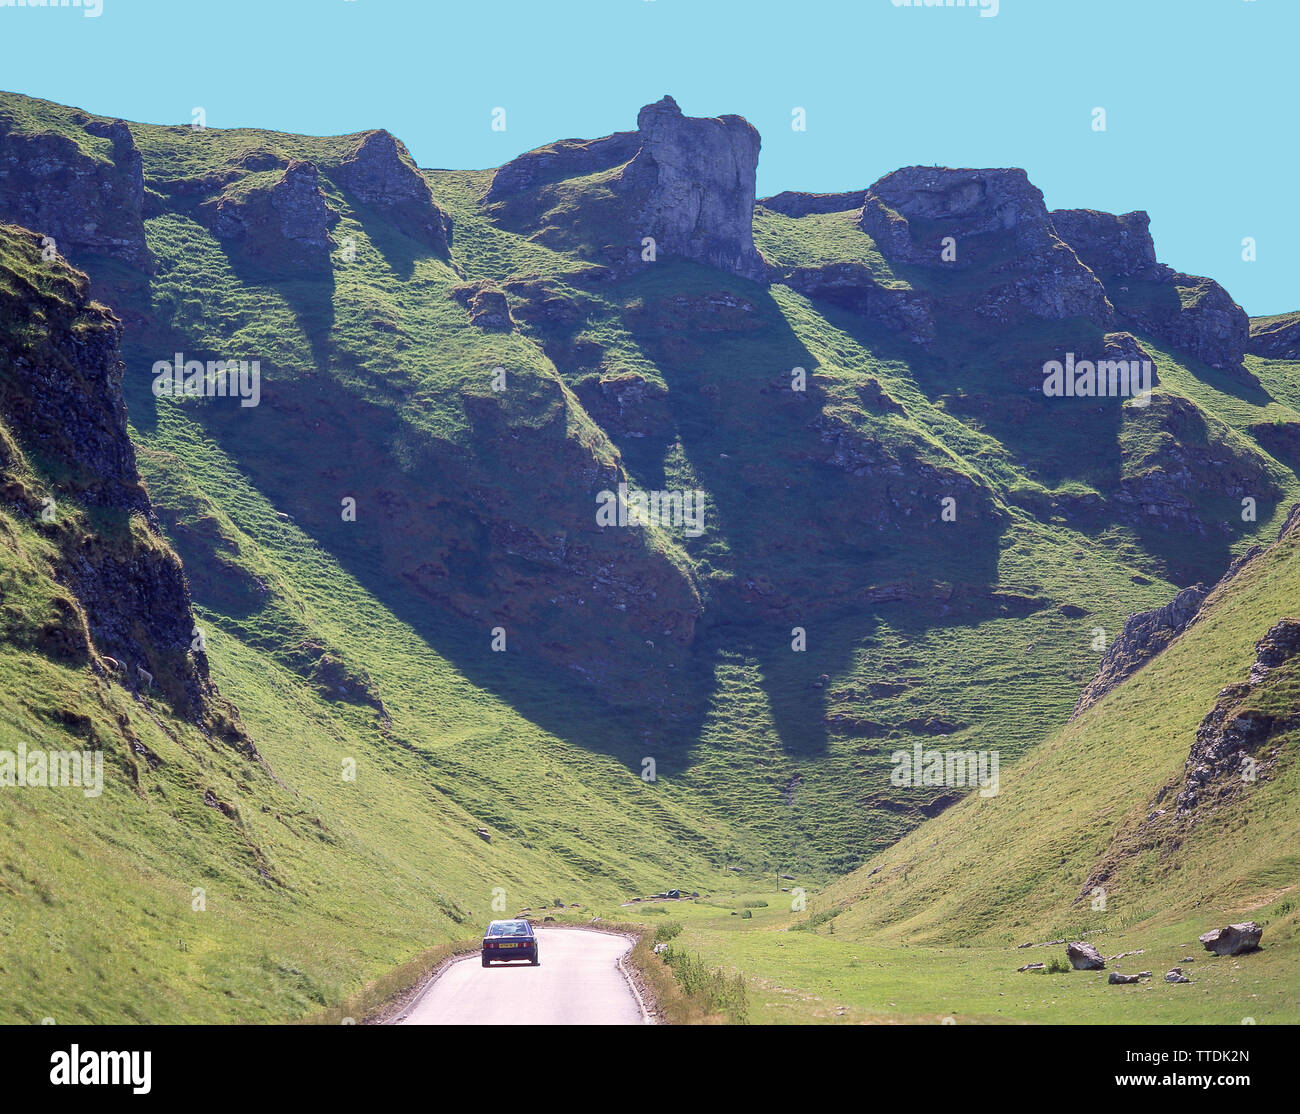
[399,928,645,1025]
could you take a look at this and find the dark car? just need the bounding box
[481,919,539,967]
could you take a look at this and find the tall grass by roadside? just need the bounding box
[618,920,748,1024]
[307,939,480,1025]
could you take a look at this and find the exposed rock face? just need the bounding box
[1111,394,1280,543]
[1067,941,1105,970]
[1050,207,1250,375]
[450,280,514,331]
[0,227,148,514]
[573,371,673,440]
[202,160,338,268]
[858,167,1113,327]
[782,263,936,345]
[1072,584,1211,717]
[1050,209,1161,280]
[864,167,1058,259]
[1199,922,1263,956]
[1126,275,1250,376]
[485,132,641,203]
[487,96,766,281]
[1249,618,1300,683]
[1247,312,1300,360]
[335,129,451,253]
[0,225,239,731]
[0,115,150,269]
[1097,330,1161,390]
[616,96,766,280]
[1175,618,1300,815]
[759,190,866,217]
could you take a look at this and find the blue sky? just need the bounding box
[2,0,1294,314]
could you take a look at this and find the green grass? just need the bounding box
[2,88,1299,1023]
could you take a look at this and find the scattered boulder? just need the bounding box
[1066,942,1106,970]
[1017,962,1046,972]
[1198,922,1262,956]
[1108,972,1140,984]
[475,827,491,843]
[1165,968,1192,983]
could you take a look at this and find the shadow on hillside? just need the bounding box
[618,267,1005,755]
[221,250,337,376]
[343,198,426,282]
[186,373,719,775]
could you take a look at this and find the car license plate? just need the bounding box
[498,942,517,948]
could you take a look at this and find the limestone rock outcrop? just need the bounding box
[614,96,765,280]
[858,167,1113,327]
[758,189,866,217]
[487,96,766,281]
[782,262,936,345]
[1050,207,1250,375]
[202,160,338,268]
[335,129,451,254]
[0,224,240,731]
[1247,312,1300,360]
[0,114,150,270]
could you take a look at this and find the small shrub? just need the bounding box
[653,921,684,946]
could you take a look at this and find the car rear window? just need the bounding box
[487,922,531,937]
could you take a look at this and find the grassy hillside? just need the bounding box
[653,494,1299,1022]
[1,89,1298,1022]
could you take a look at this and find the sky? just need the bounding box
[1,0,1294,315]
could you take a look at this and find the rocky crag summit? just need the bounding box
[486,94,765,279]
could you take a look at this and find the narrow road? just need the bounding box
[399,928,645,1025]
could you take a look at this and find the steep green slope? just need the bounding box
[634,499,1299,1024]
[0,224,732,1022]
[812,500,1299,947]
